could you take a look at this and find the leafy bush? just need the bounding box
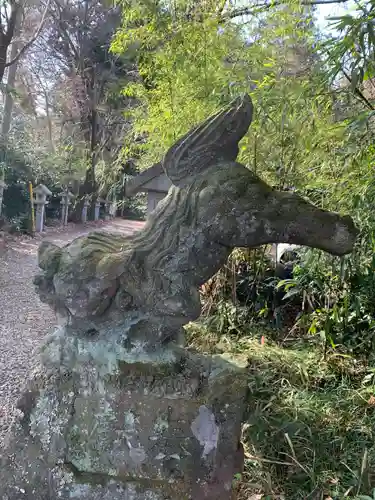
[270,175,375,356]
[119,192,146,220]
[199,247,304,341]
[7,213,32,234]
[276,253,375,356]
[200,231,375,356]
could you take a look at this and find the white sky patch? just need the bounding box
[315,1,356,34]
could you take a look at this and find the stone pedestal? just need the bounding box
[94,198,105,221]
[110,200,117,218]
[33,184,52,233]
[0,324,247,500]
[59,191,75,226]
[105,200,116,221]
[35,203,45,232]
[81,197,90,223]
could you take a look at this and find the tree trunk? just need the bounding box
[0,44,8,84]
[44,90,54,152]
[0,10,22,217]
[70,91,98,222]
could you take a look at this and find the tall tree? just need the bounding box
[38,0,134,214]
[0,0,49,84]
[0,0,50,216]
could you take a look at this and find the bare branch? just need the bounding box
[341,66,374,110]
[5,0,51,68]
[48,0,80,62]
[225,0,351,19]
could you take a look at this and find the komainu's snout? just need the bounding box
[277,190,359,256]
[332,214,359,256]
[304,209,358,257]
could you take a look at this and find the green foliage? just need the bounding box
[186,329,375,499]
[200,194,375,357]
[6,213,32,234]
[112,0,375,357]
[112,0,371,215]
[323,1,375,100]
[113,0,244,167]
[280,258,375,355]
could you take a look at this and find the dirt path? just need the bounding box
[0,218,144,447]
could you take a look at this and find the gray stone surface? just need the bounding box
[94,198,105,221]
[0,94,358,500]
[127,164,172,216]
[0,326,247,499]
[59,191,74,226]
[147,191,166,216]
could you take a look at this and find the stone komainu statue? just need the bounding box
[34,94,358,347]
[0,94,359,500]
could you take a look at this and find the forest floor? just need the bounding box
[0,218,144,447]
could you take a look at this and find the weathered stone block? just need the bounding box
[0,325,247,500]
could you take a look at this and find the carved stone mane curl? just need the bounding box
[78,175,207,287]
[127,178,207,272]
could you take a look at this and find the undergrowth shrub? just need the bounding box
[185,327,375,499]
[275,178,375,357]
[200,247,306,342]
[200,177,375,357]
[6,213,32,234]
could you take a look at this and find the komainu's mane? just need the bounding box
[83,94,254,274]
[35,94,255,317]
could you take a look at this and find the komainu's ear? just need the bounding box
[162,94,253,187]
